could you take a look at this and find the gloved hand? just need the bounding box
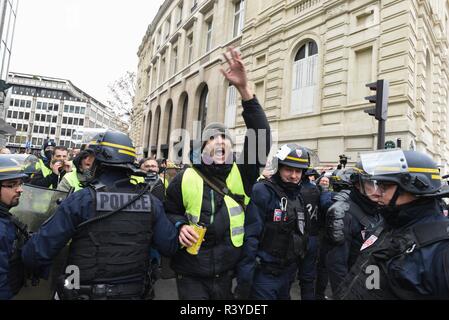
[326,199,349,245]
[234,282,252,300]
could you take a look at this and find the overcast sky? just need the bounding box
[10,0,165,106]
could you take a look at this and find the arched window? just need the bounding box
[166,102,173,145]
[181,95,188,130]
[154,106,161,149]
[198,86,209,132]
[291,40,318,114]
[225,85,237,128]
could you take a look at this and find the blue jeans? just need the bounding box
[251,263,298,300]
[298,235,319,300]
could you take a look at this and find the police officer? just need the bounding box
[22,131,179,300]
[325,166,383,296]
[0,156,29,300]
[337,150,449,299]
[165,47,271,300]
[236,144,309,300]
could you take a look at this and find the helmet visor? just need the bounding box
[360,149,409,176]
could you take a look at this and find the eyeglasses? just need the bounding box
[1,182,24,190]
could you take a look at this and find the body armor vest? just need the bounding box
[259,180,308,264]
[67,185,153,296]
[337,220,449,300]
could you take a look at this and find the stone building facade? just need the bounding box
[134,0,449,172]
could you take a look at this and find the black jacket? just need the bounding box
[30,161,66,189]
[164,97,271,277]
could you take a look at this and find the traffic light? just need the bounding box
[364,80,389,121]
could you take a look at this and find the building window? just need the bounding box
[205,18,213,53]
[233,0,245,37]
[50,127,56,135]
[177,2,184,26]
[173,46,179,75]
[198,86,209,133]
[225,85,237,128]
[291,40,319,114]
[26,101,31,108]
[181,96,188,130]
[165,18,171,39]
[191,0,198,12]
[64,105,69,112]
[187,33,194,64]
[7,110,12,118]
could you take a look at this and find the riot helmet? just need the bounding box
[274,144,310,170]
[86,131,137,172]
[0,155,29,182]
[359,149,442,196]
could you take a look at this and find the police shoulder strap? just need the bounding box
[192,167,247,211]
[260,179,288,201]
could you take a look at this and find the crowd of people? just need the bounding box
[1,48,449,301]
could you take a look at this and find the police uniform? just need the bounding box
[22,131,179,300]
[297,179,321,300]
[336,150,449,299]
[236,145,310,300]
[0,157,29,300]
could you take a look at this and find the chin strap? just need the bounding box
[388,185,403,207]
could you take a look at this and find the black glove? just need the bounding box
[326,199,349,245]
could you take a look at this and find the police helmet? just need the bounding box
[275,144,310,170]
[361,150,442,196]
[0,156,28,182]
[86,131,136,170]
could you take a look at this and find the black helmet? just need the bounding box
[361,150,442,196]
[86,131,136,170]
[275,144,310,170]
[0,156,28,182]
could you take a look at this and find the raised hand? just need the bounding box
[220,47,253,101]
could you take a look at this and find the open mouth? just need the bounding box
[214,147,225,158]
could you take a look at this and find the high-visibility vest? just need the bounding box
[181,163,249,248]
[64,170,83,192]
[130,175,145,185]
[36,159,52,178]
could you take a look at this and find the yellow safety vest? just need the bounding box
[181,163,249,248]
[64,170,83,192]
[36,159,52,178]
